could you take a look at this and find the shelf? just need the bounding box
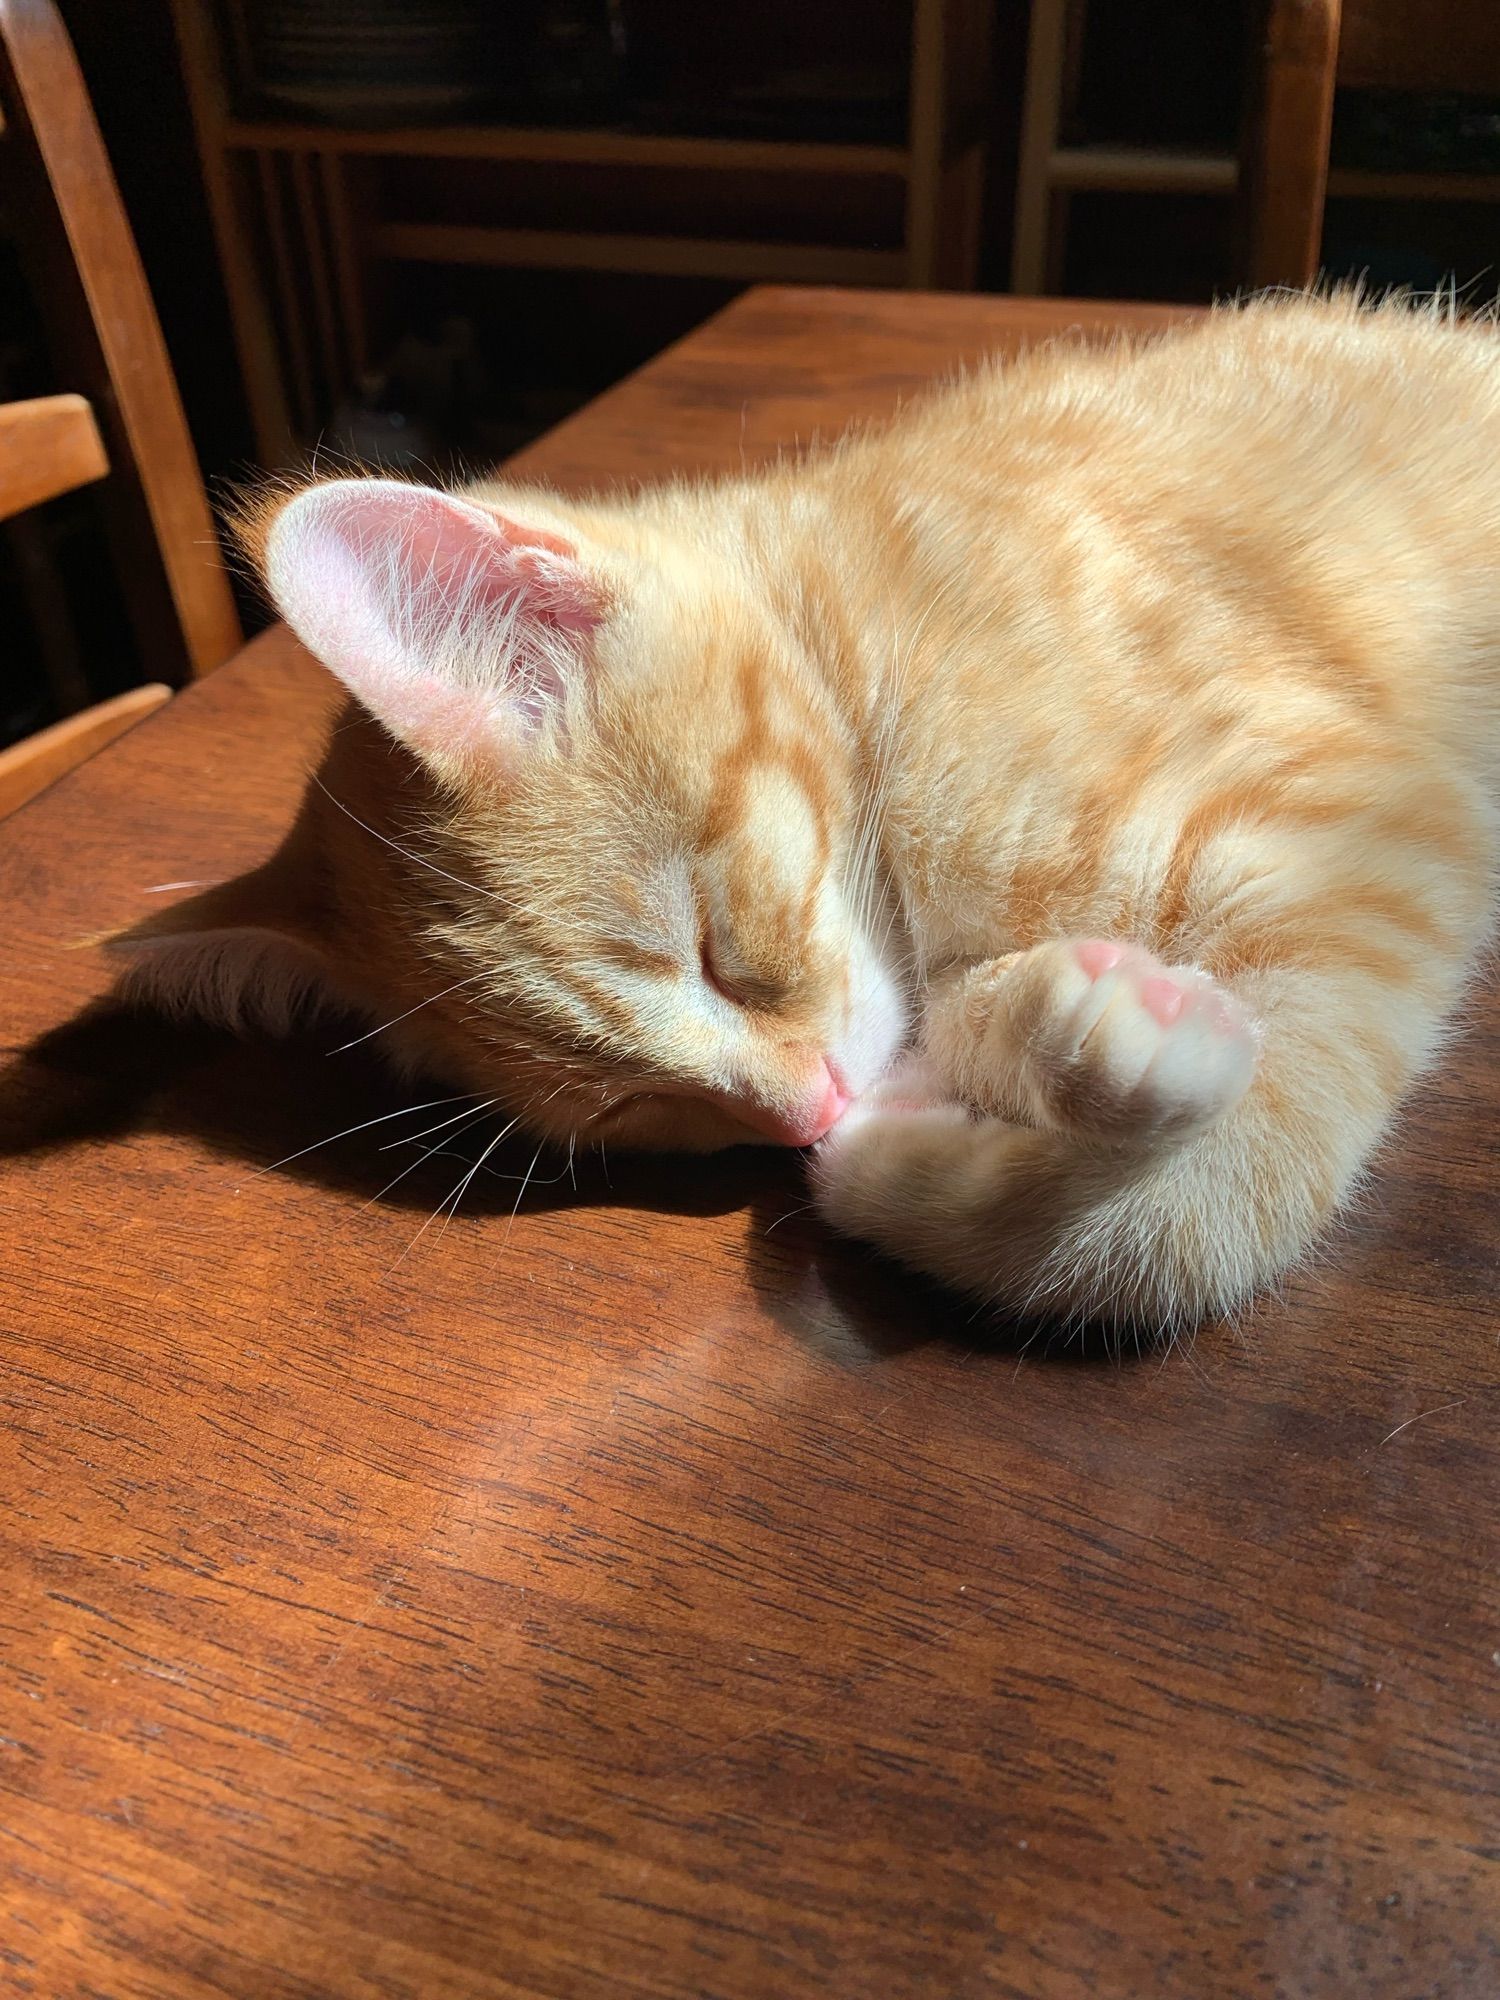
[1043,146,1500,206]
[1326,166,1500,204]
[373,220,906,285]
[176,0,994,459]
[224,119,911,179]
[1047,146,1238,195]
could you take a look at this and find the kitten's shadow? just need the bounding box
[0,999,1138,1366]
[738,1181,1128,1367]
[0,998,771,1222]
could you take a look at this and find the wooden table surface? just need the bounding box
[3,288,1497,2000]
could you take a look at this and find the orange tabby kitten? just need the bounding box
[116,295,1500,1328]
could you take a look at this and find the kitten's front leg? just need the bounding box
[814,887,1484,1326]
[924,938,1259,1147]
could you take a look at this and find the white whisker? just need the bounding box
[501,1142,548,1248]
[259,1091,475,1174]
[312,773,507,910]
[433,1116,519,1244]
[378,1094,501,1152]
[364,1099,503,1209]
[328,969,494,1053]
[388,1114,512,1271]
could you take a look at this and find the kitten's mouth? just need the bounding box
[588,1063,850,1150]
[729,1071,849,1147]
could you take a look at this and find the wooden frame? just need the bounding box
[169,0,996,462]
[0,0,241,682]
[0,392,107,522]
[1240,0,1342,291]
[1012,0,1500,300]
[0,682,170,818]
[1010,0,1075,295]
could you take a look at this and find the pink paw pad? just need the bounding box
[1140,975,1186,1028]
[1074,939,1124,981]
[967,935,1257,1144]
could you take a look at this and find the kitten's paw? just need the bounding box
[841,1052,949,1122]
[810,1079,971,1238]
[925,937,1257,1145]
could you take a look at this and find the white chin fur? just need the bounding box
[834,934,910,1095]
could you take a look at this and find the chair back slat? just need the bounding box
[0,682,171,818]
[0,391,108,523]
[1239,0,1342,292]
[0,0,241,679]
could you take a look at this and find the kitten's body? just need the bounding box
[122,295,1500,1328]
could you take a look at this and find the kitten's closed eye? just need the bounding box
[699,931,783,1011]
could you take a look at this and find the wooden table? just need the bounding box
[3,289,1497,2000]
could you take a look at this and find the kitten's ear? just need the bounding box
[104,848,345,1035]
[265,478,606,773]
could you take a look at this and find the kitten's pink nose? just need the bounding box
[799,1070,850,1145]
[742,1064,849,1147]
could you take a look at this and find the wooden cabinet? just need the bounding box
[168,0,996,462]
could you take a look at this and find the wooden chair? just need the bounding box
[1238,0,1342,292]
[1014,0,1500,300]
[1010,0,1243,297]
[1242,0,1500,290]
[0,0,241,817]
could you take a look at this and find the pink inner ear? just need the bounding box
[266,479,602,763]
[344,485,599,642]
[488,527,601,639]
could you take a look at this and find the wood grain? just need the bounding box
[223,119,912,178]
[1,288,1496,2000]
[0,391,108,522]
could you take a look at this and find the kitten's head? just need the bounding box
[114,478,907,1151]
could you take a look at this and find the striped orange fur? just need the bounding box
[115,293,1500,1329]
